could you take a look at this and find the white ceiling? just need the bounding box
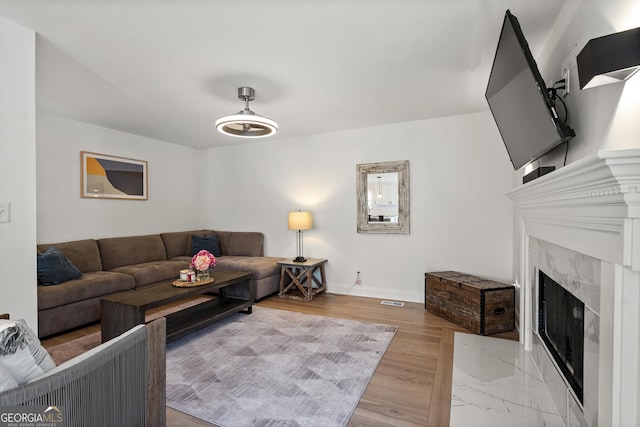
[0,0,566,148]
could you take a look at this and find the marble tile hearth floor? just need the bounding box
[450,333,565,427]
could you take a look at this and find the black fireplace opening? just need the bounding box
[538,270,584,403]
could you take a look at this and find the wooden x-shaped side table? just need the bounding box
[278,258,327,301]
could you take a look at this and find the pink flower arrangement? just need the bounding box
[191,250,216,272]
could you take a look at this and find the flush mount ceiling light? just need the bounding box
[215,87,278,138]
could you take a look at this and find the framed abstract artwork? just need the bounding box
[81,151,148,200]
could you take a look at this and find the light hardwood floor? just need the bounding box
[41,293,517,426]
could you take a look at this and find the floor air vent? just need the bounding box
[380,300,405,307]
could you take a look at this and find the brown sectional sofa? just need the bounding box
[37,230,288,338]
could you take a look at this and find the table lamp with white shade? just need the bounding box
[288,211,312,262]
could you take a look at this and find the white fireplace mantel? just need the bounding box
[508,149,640,270]
[507,149,640,427]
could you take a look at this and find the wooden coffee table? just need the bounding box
[101,270,253,343]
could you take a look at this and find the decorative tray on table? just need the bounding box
[172,278,215,287]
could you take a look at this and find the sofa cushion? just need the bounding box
[38,299,102,339]
[227,232,264,257]
[98,235,167,271]
[37,247,83,286]
[0,319,56,385]
[37,239,102,273]
[111,260,189,287]
[191,234,221,257]
[167,255,191,263]
[160,231,190,259]
[38,271,136,310]
[215,256,287,280]
[215,231,233,256]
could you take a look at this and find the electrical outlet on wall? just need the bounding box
[560,46,580,98]
[355,271,362,285]
[562,67,570,96]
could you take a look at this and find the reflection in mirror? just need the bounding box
[357,161,409,234]
[367,172,399,223]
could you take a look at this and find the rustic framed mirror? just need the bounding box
[356,160,409,234]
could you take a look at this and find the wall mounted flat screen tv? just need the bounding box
[486,10,575,170]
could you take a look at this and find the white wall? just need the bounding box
[200,111,514,302]
[0,18,37,327]
[36,114,201,243]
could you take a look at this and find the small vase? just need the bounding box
[196,269,210,281]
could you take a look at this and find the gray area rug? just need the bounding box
[166,306,398,427]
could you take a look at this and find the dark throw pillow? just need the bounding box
[36,246,82,286]
[191,234,221,257]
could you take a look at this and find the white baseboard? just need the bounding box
[329,282,423,304]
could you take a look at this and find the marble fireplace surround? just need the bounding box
[507,149,640,427]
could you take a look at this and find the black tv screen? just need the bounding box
[486,10,574,170]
